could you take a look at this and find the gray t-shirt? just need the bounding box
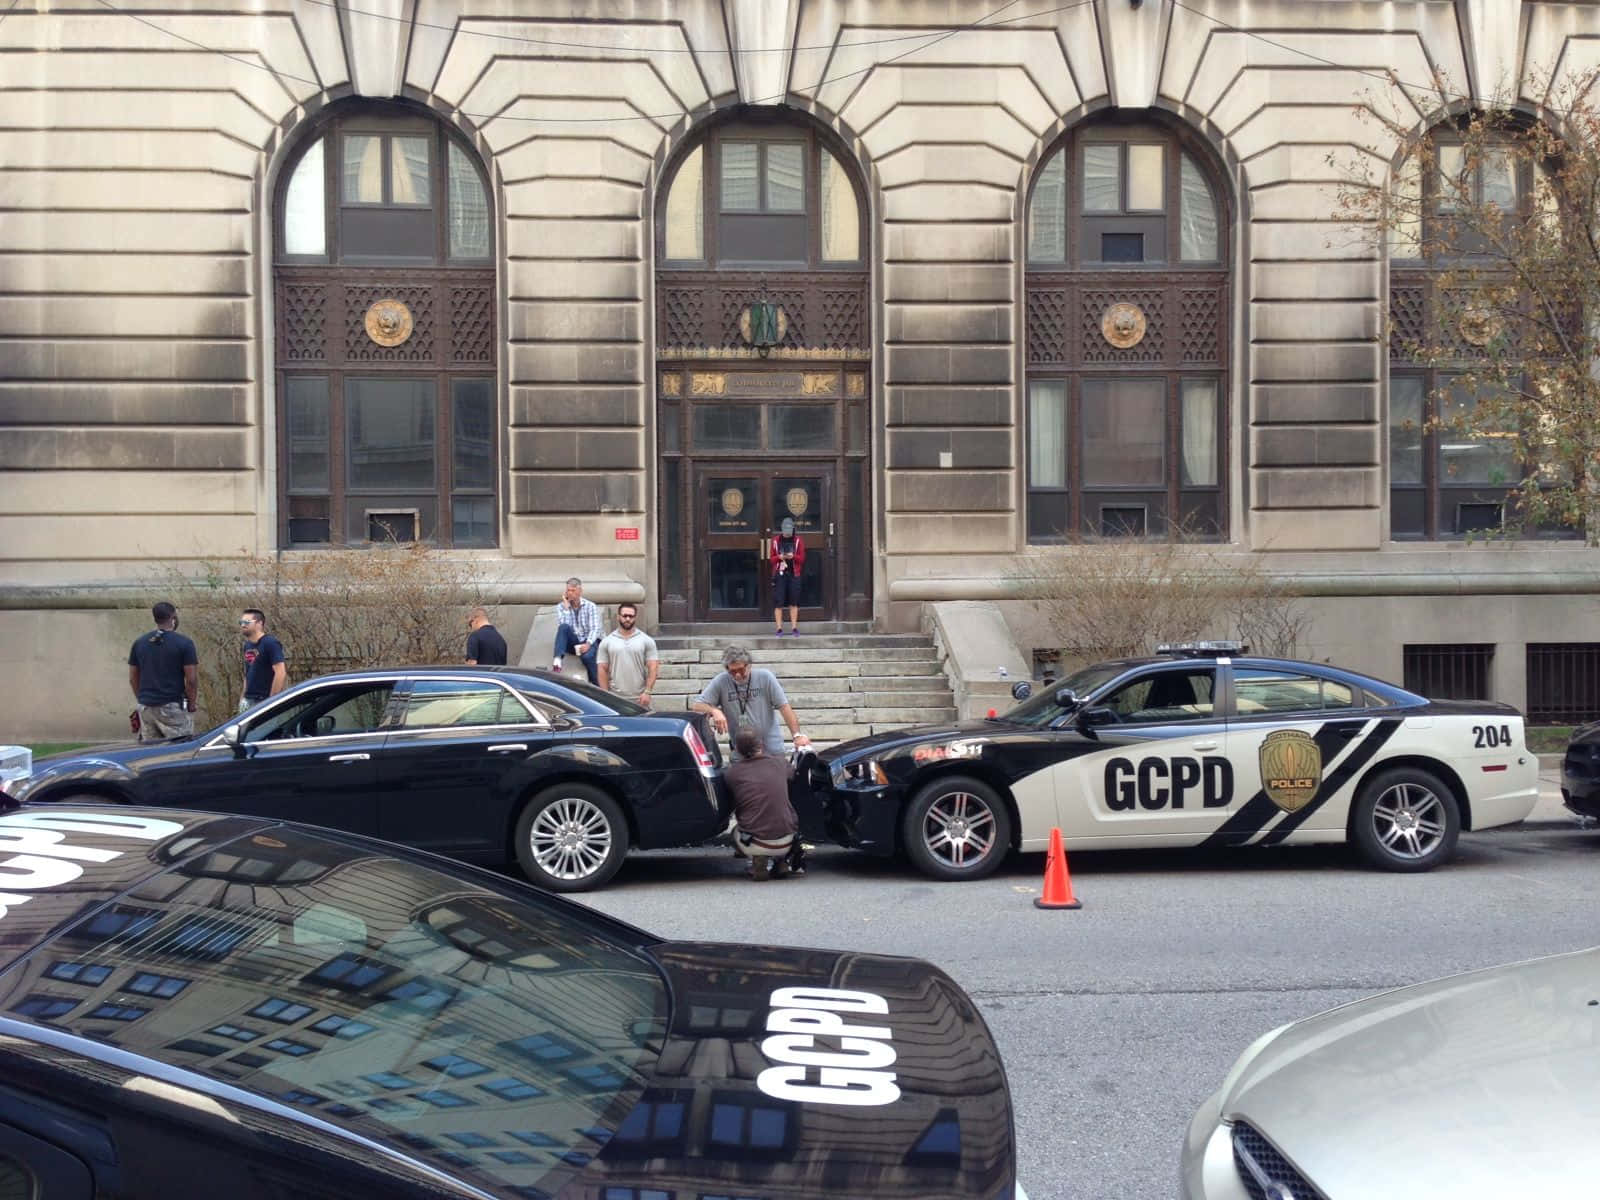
[597,630,659,700]
[698,667,789,759]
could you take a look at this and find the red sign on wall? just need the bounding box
[614,527,640,541]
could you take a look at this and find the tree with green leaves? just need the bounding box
[1337,74,1600,544]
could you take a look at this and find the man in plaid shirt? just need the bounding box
[552,576,602,683]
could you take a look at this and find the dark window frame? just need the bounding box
[657,118,867,270]
[1025,120,1230,543]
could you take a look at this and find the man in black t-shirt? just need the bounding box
[127,601,198,741]
[465,607,509,666]
[239,608,288,712]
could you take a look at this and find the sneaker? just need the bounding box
[789,628,800,636]
[774,628,785,637]
[551,658,564,671]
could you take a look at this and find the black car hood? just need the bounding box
[577,940,1016,1199]
[819,721,998,763]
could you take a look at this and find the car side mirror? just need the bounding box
[1054,687,1080,708]
[1078,706,1117,730]
[1010,681,1032,700]
[221,723,244,755]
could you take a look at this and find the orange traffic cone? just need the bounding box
[1034,826,1082,909]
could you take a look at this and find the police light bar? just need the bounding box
[1155,640,1247,657]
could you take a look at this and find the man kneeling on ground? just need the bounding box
[725,727,803,881]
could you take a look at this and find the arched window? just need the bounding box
[273,102,496,547]
[1024,121,1229,540]
[657,119,865,268]
[1387,126,1565,540]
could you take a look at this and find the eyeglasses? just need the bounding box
[238,619,255,626]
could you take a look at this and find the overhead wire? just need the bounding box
[78,0,1089,126]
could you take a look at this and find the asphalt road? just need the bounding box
[575,811,1600,1199]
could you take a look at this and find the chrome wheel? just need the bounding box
[920,789,998,869]
[528,796,614,882]
[1369,781,1447,861]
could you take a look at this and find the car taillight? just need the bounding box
[683,723,716,773]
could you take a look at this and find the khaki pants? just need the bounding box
[139,701,193,741]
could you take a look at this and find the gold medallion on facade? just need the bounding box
[364,298,414,347]
[1458,307,1502,347]
[720,487,745,517]
[786,487,809,518]
[1259,729,1323,813]
[1101,302,1147,349]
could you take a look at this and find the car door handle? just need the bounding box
[488,744,528,754]
[1191,740,1219,752]
[328,752,370,763]
[1336,725,1364,739]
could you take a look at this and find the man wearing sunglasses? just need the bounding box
[238,609,288,713]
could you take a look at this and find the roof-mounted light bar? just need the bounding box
[1155,640,1247,658]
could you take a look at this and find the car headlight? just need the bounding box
[839,760,888,786]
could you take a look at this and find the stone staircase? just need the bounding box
[652,627,957,751]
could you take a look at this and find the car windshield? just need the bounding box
[1000,662,1131,728]
[1,827,666,1197]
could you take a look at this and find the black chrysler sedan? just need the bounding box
[0,804,1023,1200]
[6,668,727,892]
[799,643,1538,881]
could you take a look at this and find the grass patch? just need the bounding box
[24,743,91,758]
[1526,726,1574,754]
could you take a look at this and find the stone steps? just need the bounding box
[653,630,956,750]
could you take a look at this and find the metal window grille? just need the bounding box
[1403,644,1493,701]
[1526,643,1600,724]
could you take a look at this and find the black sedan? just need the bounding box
[1562,718,1600,819]
[6,668,727,891]
[0,803,1023,1200]
[798,643,1538,880]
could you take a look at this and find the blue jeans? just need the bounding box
[553,623,599,683]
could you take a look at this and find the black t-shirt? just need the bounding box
[127,629,198,705]
[241,634,286,700]
[466,624,508,666]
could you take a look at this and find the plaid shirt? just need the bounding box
[556,597,602,644]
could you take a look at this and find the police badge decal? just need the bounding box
[1259,729,1322,813]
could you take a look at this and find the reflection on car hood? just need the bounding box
[581,940,1016,1200]
[819,721,996,763]
[1224,947,1600,1194]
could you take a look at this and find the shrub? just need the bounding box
[146,544,490,725]
[1010,534,1308,670]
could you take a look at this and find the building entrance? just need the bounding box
[656,365,870,625]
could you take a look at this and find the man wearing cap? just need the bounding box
[770,516,806,637]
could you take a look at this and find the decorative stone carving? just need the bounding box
[364,298,414,347]
[1459,306,1502,347]
[1100,301,1147,349]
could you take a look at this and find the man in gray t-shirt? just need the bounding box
[596,603,660,706]
[692,645,812,761]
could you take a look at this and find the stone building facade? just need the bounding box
[3,0,1598,738]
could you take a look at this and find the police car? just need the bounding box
[800,643,1540,880]
[0,803,1025,1199]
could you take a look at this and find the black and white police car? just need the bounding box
[0,803,1025,1199]
[799,643,1539,880]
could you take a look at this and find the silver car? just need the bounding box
[1181,947,1600,1197]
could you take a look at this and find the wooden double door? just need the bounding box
[696,466,832,621]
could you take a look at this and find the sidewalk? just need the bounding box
[1527,753,1582,827]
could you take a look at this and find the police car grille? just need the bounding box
[1231,1121,1325,1200]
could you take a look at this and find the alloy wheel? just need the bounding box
[528,796,614,882]
[921,790,998,869]
[1370,781,1447,861]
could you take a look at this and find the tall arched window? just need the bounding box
[1387,125,1564,540]
[273,101,496,547]
[1024,121,1229,540]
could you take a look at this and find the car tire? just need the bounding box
[901,774,1012,882]
[1350,766,1460,872]
[513,783,629,893]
